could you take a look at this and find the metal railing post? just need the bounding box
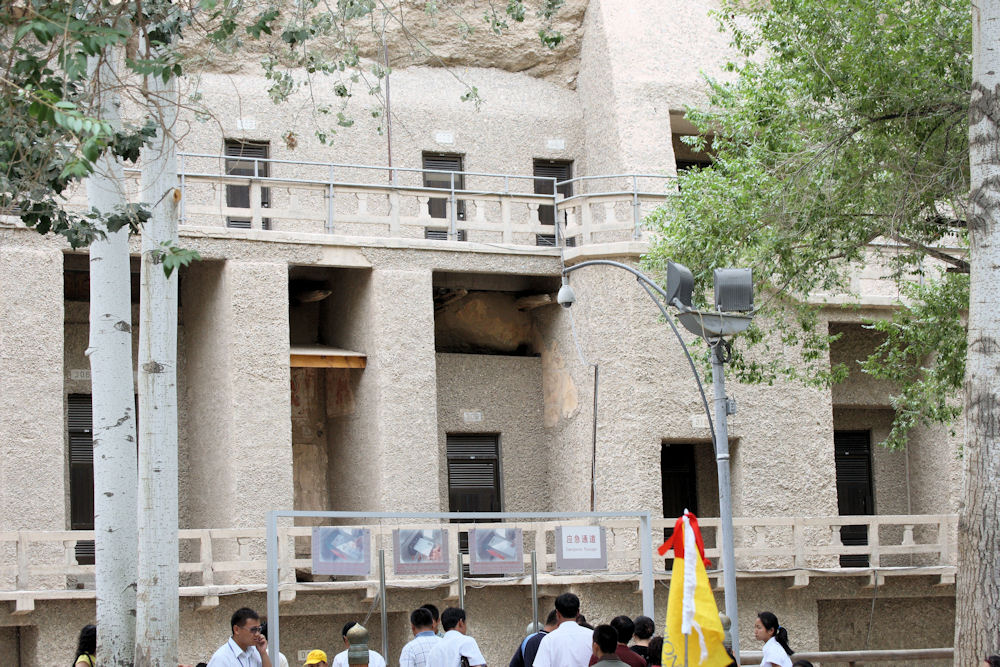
[531,550,539,631]
[266,513,280,666]
[457,550,465,609]
[553,178,562,246]
[326,165,335,234]
[379,550,388,661]
[639,513,654,619]
[178,154,186,224]
[449,171,457,240]
[632,174,641,239]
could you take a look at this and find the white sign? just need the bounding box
[546,138,566,150]
[70,369,91,381]
[463,410,484,423]
[237,117,257,130]
[435,131,455,144]
[561,526,601,559]
[690,413,710,430]
[556,526,607,571]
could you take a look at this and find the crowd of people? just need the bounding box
[74,601,1000,667]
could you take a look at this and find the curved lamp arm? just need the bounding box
[561,260,717,445]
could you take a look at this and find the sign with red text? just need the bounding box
[555,526,607,571]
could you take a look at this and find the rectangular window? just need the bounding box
[447,434,500,512]
[834,430,874,567]
[422,153,466,221]
[533,159,573,227]
[68,394,95,564]
[225,139,271,230]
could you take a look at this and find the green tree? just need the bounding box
[2,2,568,665]
[643,0,997,662]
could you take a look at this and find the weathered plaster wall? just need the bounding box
[435,292,536,354]
[321,265,439,511]
[818,595,954,665]
[436,353,547,511]
[575,0,737,177]
[181,259,294,529]
[0,245,65,534]
[830,321,897,407]
[228,261,295,518]
[180,260,234,528]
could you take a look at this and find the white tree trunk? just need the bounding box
[135,44,180,667]
[86,50,137,667]
[957,1,1000,664]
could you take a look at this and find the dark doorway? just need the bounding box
[834,430,874,567]
[225,139,271,229]
[447,434,501,512]
[661,443,699,567]
[447,434,501,575]
[533,160,573,245]
[423,153,466,221]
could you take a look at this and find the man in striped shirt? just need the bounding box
[399,607,441,667]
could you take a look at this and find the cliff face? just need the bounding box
[183,0,588,88]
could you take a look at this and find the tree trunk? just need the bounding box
[957,1,1000,663]
[134,42,180,667]
[86,50,137,667]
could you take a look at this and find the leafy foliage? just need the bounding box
[1,0,566,247]
[643,0,972,447]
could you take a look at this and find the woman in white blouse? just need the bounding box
[753,611,793,667]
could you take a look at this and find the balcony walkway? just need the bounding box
[0,513,956,613]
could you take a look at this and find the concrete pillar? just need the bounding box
[0,247,65,531]
[182,260,293,529]
[227,260,293,518]
[367,268,439,511]
[577,0,735,175]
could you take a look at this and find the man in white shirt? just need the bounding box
[331,621,387,667]
[400,607,441,667]
[532,593,593,667]
[207,607,273,667]
[425,607,487,667]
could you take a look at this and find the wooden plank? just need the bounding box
[290,354,366,368]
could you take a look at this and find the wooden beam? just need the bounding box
[290,354,366,369]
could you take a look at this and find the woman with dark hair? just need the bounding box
[754,612,792,667]
[984,655,1000,667]
[645,636,663,667]
[74,624,96,667]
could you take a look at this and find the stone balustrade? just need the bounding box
[0,513,957,613]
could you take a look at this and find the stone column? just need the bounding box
[0,246,65,531]
[226,260,294,517]
[367,268,439,511]
[181,260,293,536]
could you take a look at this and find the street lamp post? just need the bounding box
[559,260,752,665]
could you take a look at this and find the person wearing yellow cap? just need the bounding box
[304,649,328,666]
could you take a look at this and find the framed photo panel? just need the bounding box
[312,527,371,575]
[393,529,449,575]
[468,527,523,575]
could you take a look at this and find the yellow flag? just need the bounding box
[661,512,731,667]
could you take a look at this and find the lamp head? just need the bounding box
[665,261,694,311]
[713,268,754,312]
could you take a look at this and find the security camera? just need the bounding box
[557,282,576,308]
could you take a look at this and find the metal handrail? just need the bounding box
[178,152,552,184]
[740,647,953,665]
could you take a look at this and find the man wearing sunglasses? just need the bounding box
[207,607,273,667]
